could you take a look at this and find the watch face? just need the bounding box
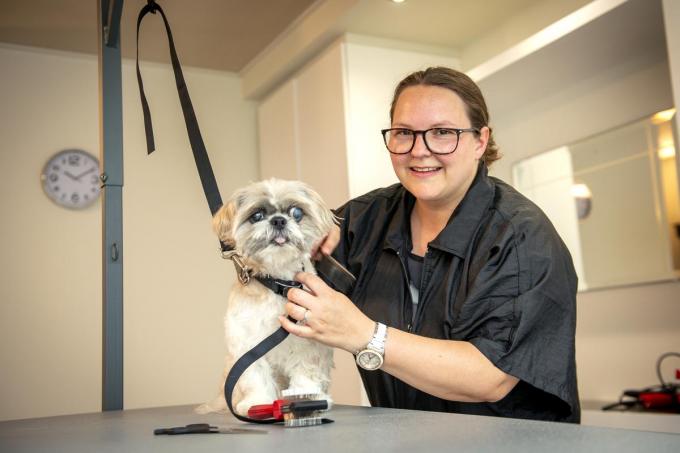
[41,149,101,210]
[356,349,384,371]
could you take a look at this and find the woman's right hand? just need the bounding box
[312,224,340,260]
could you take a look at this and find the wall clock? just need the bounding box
[40,149,101,210]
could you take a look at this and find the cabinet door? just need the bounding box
[296,42,350,209]
[258,79,299,180]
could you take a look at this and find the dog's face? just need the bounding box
[213,179,335,275]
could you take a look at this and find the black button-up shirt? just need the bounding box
[333,164,580,422]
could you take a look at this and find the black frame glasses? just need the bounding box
[381,127,479,155]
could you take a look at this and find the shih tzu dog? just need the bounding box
[196,178,335,416]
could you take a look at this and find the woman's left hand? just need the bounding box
[280,272,375,353]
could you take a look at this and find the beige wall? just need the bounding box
[1,45,102,421]
[0,44,259,421]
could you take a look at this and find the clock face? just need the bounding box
[41,149,101,210]
[357,349,383,370]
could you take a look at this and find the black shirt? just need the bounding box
[333,163,580,422]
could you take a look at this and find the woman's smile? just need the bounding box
[409,165,442,176]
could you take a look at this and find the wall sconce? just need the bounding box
[571,183,592,220]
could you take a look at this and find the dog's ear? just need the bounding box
[317,204,336,237]
[300,185,336,237]
[212,200,237,247]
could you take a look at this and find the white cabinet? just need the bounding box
[258,36,459,207]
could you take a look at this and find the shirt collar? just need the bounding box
[430,162,495,256]
[384,162,495,258]
[384,186,414,253]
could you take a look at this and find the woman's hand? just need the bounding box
[280,275,519,403]
[280,271,374,353]
[311,224,340,260]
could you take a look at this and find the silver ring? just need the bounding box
[302,308,310,324]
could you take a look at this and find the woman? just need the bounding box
[279,67,580,422]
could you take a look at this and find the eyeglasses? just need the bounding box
[381,127,479,155]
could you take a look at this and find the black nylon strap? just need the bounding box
[223,320,294,424]
[135,1,291,424]
[136,1,223,216]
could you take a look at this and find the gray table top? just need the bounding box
[1,404,679,453]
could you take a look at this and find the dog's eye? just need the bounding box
[249,210,265,223]
[288,206,304,222]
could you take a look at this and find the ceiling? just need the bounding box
[0,0,318,72]
[1,0,552,73]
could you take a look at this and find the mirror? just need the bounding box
[512,109,680,292]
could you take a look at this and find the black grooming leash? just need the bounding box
[136,0,354,425]
[136,0,308,424]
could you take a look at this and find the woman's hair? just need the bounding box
[390,66,500,166]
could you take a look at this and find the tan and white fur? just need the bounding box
[196,179,335,416]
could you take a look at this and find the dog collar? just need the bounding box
[221,243,306,297]
[254,275,303,297]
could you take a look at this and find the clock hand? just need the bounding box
[64,171,78,180]
[74,167,97,180]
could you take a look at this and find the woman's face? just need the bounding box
[390,85,489,211]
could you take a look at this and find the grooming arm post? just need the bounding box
[98,0,125,412]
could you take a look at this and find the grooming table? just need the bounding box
[1,404,679,452]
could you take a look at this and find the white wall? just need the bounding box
[0,44,259,421]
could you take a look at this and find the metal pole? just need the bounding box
[98,0,124,411]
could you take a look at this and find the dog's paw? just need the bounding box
[194,397,227,415]
[235,401,250,417]
[194,403,213,415]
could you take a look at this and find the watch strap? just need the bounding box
[367,322,387,354]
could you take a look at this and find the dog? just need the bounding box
[196,178,336,416]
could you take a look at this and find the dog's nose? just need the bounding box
[270,216,287,230]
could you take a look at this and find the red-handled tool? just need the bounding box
[248,399,329,421]
[638,391,680,410]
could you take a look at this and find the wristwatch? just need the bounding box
[355,322,387,371]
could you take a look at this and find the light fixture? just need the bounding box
[571,183,592,220]
[651,108,676,125]
[391,0,406,3]
[658,145,676,160]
